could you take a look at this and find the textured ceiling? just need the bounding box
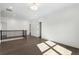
[0,3,78,21]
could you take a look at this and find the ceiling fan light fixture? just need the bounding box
[30,3,40,11]
[30,5,38,11]
[6,6,13,12]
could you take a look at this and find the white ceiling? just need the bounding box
[0,3,78,21]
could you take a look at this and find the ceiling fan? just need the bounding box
[30,3,40,11]
[6,6,13,12]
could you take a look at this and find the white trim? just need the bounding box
[0,37,24,43]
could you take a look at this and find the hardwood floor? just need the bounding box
[0,36,79,55]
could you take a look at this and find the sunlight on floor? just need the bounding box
[37,41,72,55]
[37,43,49,52]
[45,41,56,47]
[43,49,59,55]
[53,45,72,55]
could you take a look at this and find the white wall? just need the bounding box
[0,17,29,35]
[31,4,79,48]
[7,18,29,34]
[31,20,40,37]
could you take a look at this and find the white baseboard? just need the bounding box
[0,37,24,43]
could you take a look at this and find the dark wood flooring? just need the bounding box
[0,36,79,55]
